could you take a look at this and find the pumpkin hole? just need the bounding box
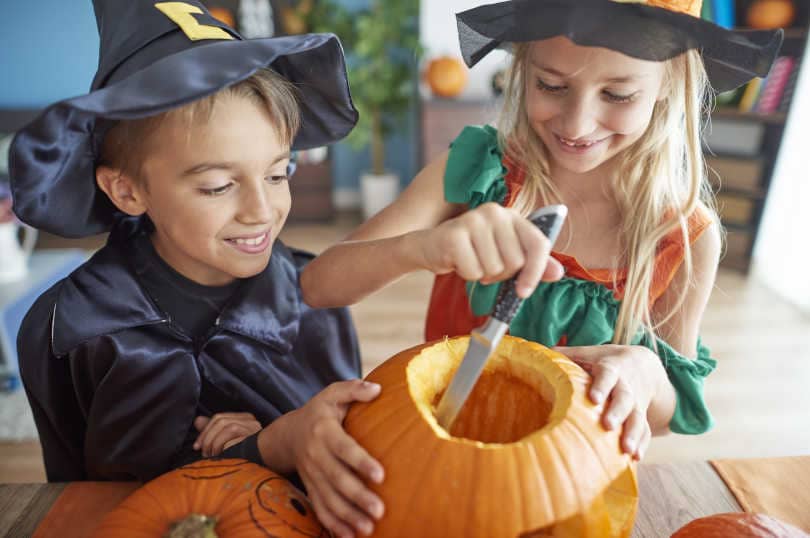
[410,339,556,443]
[433,369,553,442]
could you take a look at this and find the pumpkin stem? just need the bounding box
[165,514,218,538]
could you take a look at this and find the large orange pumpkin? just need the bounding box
[344,336,638,537]
[672,513,809,537]
[746,0,795,29]
[424,56,468,98]
[92,459,327,537]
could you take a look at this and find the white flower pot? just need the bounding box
[360,172,400,220]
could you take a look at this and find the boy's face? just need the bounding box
[524,37,666,176]
[110,94,292,286]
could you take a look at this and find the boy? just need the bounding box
[11,1,384,536]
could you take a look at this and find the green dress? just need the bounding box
[427,125,716,435]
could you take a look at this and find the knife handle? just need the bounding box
[491,204,568,324]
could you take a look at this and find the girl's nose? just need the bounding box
[560,95,598,140]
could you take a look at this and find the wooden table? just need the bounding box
[0,461,740,537]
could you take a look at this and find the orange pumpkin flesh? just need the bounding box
[424,56,468,98]
[344,336,638,537]
[92,459,327,538]
[672,512,810,537]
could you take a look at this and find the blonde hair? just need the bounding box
[99,68,300,182]
[498,44,717,345]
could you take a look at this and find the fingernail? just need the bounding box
[625,440,636,454]
[358,520,373,536]
[371,468,384,483]
[369,501,384,519]
[517,285,534,298]
[590,390,603,403]
[193,443,199,450]
[362,381,380,390]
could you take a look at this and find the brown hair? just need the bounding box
[98,68,300,183]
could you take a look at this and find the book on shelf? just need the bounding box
[709,0,735,28]
[737,77,763,112]
[777,59,801,114]
[755,56,796,114]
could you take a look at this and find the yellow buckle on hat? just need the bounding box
[155,2,234,41]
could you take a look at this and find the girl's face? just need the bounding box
[136,94,292,286]
[525,37,667,175]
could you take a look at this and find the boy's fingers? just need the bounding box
[316,464,376,537]
[330,430,384,486]
[301,473,352,536]
[194,416,210,432]
[207,423,255,456]
[327,380,382,406]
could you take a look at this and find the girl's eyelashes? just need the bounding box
[603,91,638,104]
[535,78,638,104]
[536,78,566,93]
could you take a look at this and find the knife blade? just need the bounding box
[435,204,568,431]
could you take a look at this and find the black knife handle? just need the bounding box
[491,205,567,324]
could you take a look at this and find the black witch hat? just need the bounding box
[10,0,358,237]
[456,0,784,93]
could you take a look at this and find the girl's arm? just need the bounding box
[302,152,563,308]
[652,219,722,358]
[301,152,458,308]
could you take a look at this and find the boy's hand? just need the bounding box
[416,202,564,297]
[555,345,668,461]
[193,412,262,457]
[289,380,385,538]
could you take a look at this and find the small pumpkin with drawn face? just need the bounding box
[92,459,327,538]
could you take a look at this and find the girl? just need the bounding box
[302,0,782,471]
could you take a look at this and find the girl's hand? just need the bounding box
[554,344,668,460]
[417,202,564,297]
[288,380,385,538]
[193,412,262,457]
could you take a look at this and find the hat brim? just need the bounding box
[457,0,784,93]
[10,33,357,237]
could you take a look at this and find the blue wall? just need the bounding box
[0,0,418,190]
[0,1,99,107]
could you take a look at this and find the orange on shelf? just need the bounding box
[424,56,469,99]
[746,0,796,29]
[209,6,236,28]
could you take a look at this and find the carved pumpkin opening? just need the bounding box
[408,339,558,443]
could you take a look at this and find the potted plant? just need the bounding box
[308,0,422,219]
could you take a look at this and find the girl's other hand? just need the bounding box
[554,344,668,460]
[193,412,262,457]
[417,202,564,297]
[288,380,385,538]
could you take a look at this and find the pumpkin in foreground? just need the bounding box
[672,513,810,537]
[92,459,327,538]
[344,335,638,537]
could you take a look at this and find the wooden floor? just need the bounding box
[2,214,809,482]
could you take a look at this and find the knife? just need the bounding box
[435,204,568,431]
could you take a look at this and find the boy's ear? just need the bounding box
[96,166,148,216]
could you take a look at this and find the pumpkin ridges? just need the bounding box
[93,459,325,538]
[344,336,637,537]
